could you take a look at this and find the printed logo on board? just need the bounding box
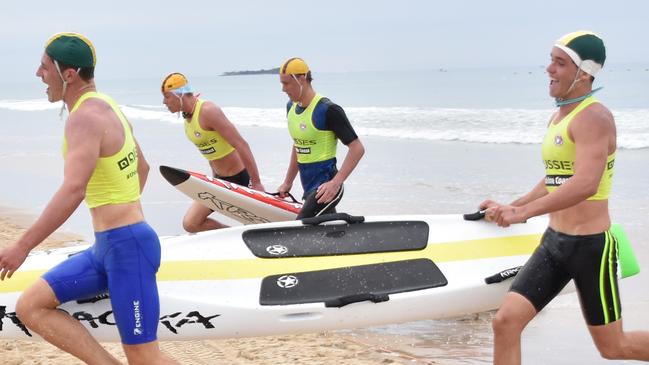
[196,192,270,224]
[266,245,289,256]
[0,304,221,338]
[276,275,299,289]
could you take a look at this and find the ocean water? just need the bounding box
[1,67,649,364]
[4,65,649,148]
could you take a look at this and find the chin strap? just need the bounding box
[53,61,82,119]
[555,87,603,107]
[53,60,76,119]
[291,74,305,107]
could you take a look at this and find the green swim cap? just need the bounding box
[555,31,605,76]
[45,32,96,68]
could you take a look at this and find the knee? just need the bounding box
[182,216,201,233]
[492,310,525,337]
[15,291,46,327]
[597,342,629,360]
[14,294,31,325]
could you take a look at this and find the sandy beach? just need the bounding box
[0,214,444,365]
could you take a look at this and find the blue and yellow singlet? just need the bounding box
[287,94,338,164]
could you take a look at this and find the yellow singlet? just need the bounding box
[541,96,615,200]
[184,99,235,161]
[63,92,141,208]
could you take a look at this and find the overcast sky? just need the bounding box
[2,0,648,81]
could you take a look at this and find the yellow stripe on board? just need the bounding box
[0,233,541,293]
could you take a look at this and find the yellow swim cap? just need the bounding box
[45,32,96,68]
[161,72,192,94]
[280,57,310,75]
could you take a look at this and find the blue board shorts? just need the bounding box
[42,221,161,345]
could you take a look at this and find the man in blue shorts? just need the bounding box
[277,58,365,219]
[480,31,649,364]
[0,33,178,364]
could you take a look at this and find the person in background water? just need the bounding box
[480,31,649,364]
[277,58,365,219]
[162,73,264,232]
[0,32,178,364]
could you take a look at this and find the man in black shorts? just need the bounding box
[162,73,264,232]
[276,58,365,219]
[480,31,649,363]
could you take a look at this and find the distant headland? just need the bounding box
[220,67,279,76]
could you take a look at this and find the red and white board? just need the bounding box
[160,165,301,224]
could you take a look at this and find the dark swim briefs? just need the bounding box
[510,227,621,326]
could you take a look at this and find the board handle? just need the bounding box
[324,293,390,308]
[301,213,365,226]
[463,210,486,221]
[267,191,300,204]
[484,266,522,284]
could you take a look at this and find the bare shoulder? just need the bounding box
[200,100,224,117]
[570,102,615,144]
[587,102,614,123]
[573,102,614,131]
[66,98,112,135]
[199,100,229,128]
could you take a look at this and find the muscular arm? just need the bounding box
[329,139,365,186]
[20,108,101,247]
[0,107,101,278]
[316,104,365,203]
[316,138,365,203]
[202,103,263,190]
[510,178,548,206]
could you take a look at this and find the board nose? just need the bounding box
[159,165,191,186]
